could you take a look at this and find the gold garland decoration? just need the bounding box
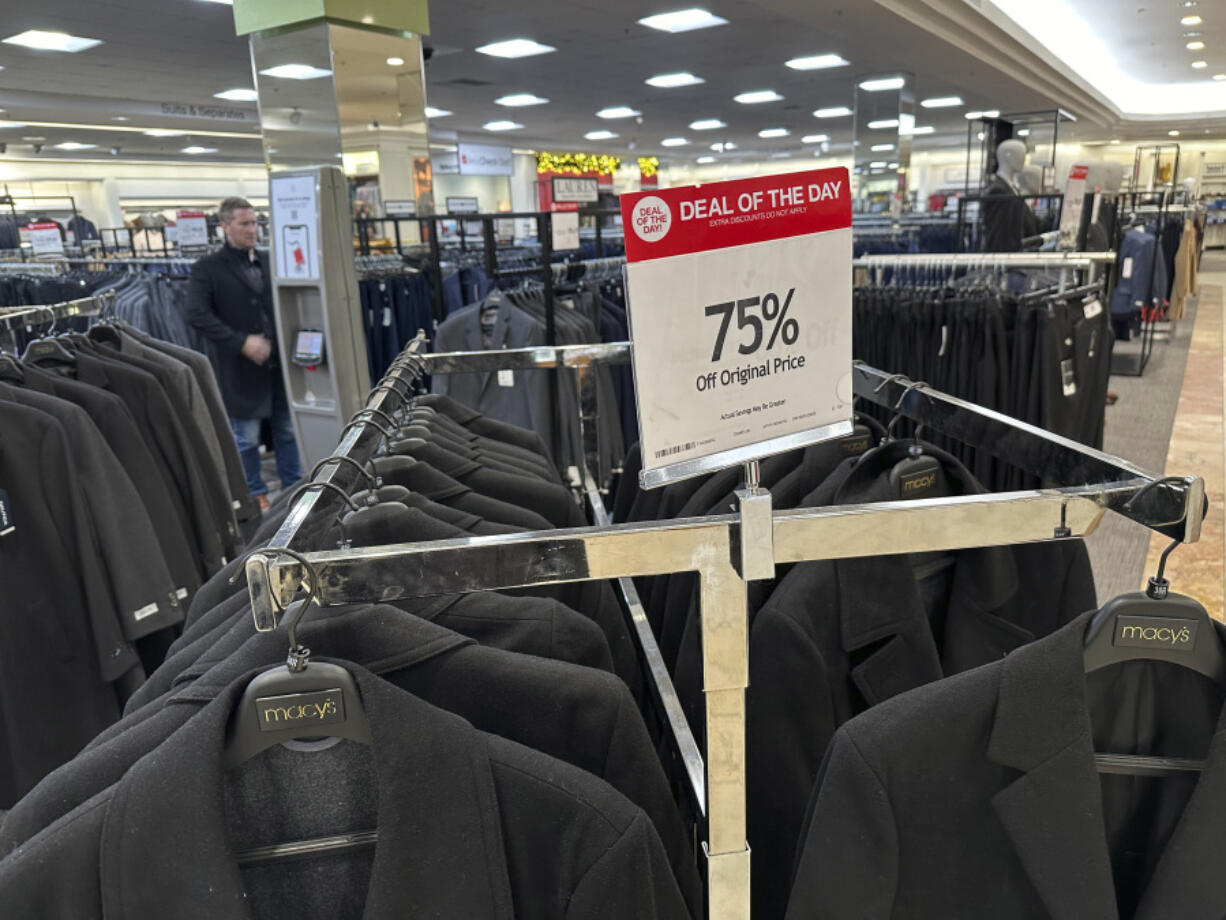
[638,156,659,178]
[537,151,622,176]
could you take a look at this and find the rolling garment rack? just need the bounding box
[240,332,1203,920]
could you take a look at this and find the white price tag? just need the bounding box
[498,369,515,387]
[1083,298,1104,319]
[551,211,580,252]
[26,223,64,257]
[621,168,854,488]
[176,210,209,247]
[1122,257,1133,279]
[1058,164,1089,250]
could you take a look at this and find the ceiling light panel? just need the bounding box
[785,53,848,70]
[868,118,899,129]
[496,93,548,106]
[596,106,640,118]
[735,90,783,103]
[920,96,963,108]
[814,106,852,118]
[964,109,1000,119]
[143,129,186,137]
[3,30,102,52]
[386,56,405,66]
[54,141,96,149]
[696,155,715,163]
[660,137,689,146]
[689,118,726,130]
[859,76,905,91]
[801,134,829,143]
[1181,15,1202,25]
[647,72,704,87]
[638,9,728,33]
[182,146,219,154]
[483,120,523,131]
[758,127,790,138]
[258,63,332,80]
[214,88,259,102]
[424,106,452,118]
[871,143,895,151]
[585,129,617,140]
[475,39,555,58]
[1186,41,1205,50]
[0,121,28,129]
[1192,60,1208,68]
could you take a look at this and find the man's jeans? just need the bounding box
[230,384,302,496]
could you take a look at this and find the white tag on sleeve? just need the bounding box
[1122,257,1133,279]
[1083,299,1103,319]
[497,369,514,387]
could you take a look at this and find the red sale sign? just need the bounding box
[620,168,854,487]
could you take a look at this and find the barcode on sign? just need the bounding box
[654,441,696,459]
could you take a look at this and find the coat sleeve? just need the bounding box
[183,263,247,354]
[785,728,899,920]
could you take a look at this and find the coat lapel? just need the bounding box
[223,245,262,294]
[987,620,1119,920]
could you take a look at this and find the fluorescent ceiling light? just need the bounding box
[964,109,1000,119]
[496,93,548,106]
[689,118,726,130]
[483,120,523,131]
[734,90,783,104]
[585,129,618,140]
[902,125,935,135]
[181,145,218,154]
[424,106,452,118]
[980,1,1226,115]
[22,136,45,141]
[1016,128,1030,136]
[3,30,102,52]
[386,56,405,66]
[868,118,898,129]
[647,72,704,88]
[0,121,27,129]
[858,76,905,91]
[1192,60,1208,69]
[1186,41,1205,50]
[696,155,716,163]
[258,63,332,80]
[1169,129,1182,136]
[870,161,888,168]
[214,88,259,102]
[596,106,640,118]
[921,96,963,108]
[870,143,894,151]
[814,106,852,118]
[143,129,186,137]
[758,127,790,138]
[475,39,555,58]
[638,9,728,33]
[889,162,899,168]
[801,133,829,143]
[54,142,96,150]
[785,53,848,70]
[661,137,689,146]
[710,141,737,151]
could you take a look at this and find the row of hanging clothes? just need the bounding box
[354,254,434,385]
[0,378,699,919]
[0,303,256,809]
[431,257,630,479]
[1111,204,1205,337]
[850,264,1112,491]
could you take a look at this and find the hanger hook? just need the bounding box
[887,380,934,441]
[309,454,377,487]
[350,406,397,430]
[340,416,393,441]
[289,479,361,512]
[873,372,911,395]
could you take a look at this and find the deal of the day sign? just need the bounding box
[621,168,853,487]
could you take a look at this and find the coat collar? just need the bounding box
[465,294,513,393]
[221,242,265,295]
[829,442,1021,706]
[101,664,514,919]
[987,612,1226,920]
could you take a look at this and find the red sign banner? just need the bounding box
[620,167,851,263]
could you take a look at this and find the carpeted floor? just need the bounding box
[1086,251,1225,602]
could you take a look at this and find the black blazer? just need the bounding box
[0,665,691,919]
[787,609,1226,919]
[183,244,278,419]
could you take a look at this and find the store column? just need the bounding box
[230,0,432,465]
[852,73,914,216]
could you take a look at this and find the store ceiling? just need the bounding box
[0,0,1222,166]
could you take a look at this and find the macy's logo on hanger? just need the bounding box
[1114,616,1198,650]
[255,688,346,731]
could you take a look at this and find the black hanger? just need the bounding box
[21,306,77,364]
[223,547,372,769]
[0,353,23,382]
[872,379,948,500]
[1084,479,1224,776]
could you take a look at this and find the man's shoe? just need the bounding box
[257,494,271,513]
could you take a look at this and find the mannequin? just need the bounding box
[1182,176,1199,202]
[982,138,1028,251]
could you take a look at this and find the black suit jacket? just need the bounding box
[183,243,278,419]
[0,665,691,919]
[741,443,1097,920]
[787,609,1226,919]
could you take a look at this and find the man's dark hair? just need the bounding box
[219,196,253,223]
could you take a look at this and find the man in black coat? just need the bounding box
[184,196,301,509]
